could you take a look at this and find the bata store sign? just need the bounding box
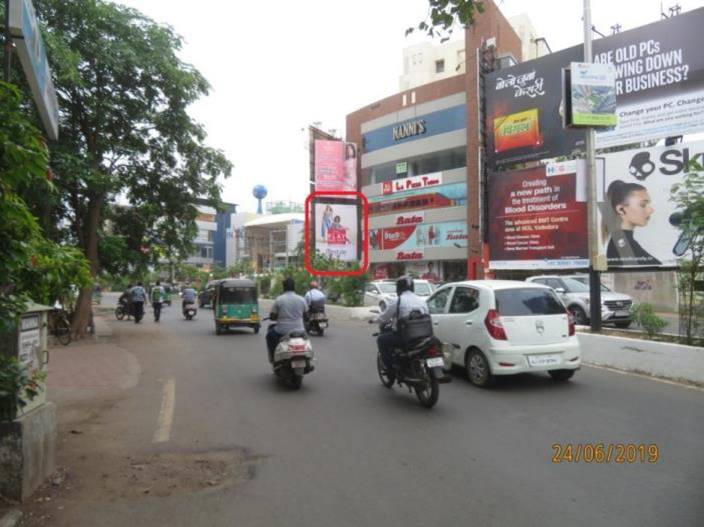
[393,212,425,226]
[382,173,443,195]
[396,250,424,261]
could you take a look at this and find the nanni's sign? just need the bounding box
[382,173,443,195]
[392,119,427,141]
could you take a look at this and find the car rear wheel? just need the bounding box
[466,348,494,388]
[569,305,588,326]
[549,369,575,381]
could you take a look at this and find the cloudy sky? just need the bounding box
[117,0,702,212]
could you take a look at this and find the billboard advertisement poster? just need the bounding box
[599,141,703,268]
[486,7,704,166]
[315,202,358,261]
[343,142,358,191]
[569,62,618,127]
[369,221,468,252]
[314,140,345,191]
[488,161,588,270]
[369,182,466,216]
[493,109,542,153]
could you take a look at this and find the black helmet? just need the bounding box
[396,275,414,296]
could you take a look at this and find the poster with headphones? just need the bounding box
[599,141,703,268]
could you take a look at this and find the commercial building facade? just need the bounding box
[185,200,237,270]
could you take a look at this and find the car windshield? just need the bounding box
[495,288,565,316]
[377,282,396,294]
[566,277,610,292]
[219,286,256,303]
[414,282,432,295]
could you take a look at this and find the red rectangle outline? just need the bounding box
[304,191,369,277]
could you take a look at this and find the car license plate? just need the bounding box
[319,322,328,328]
[527,354,561,367]
[615,310,630,317]
[426,357,444,368]
[291,359,306,369]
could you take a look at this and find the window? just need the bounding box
[495,288,565,316]
[545,279,564,291]
[449,287,479,314]
[435,59,445,73]
[207,230,215,242]
[365,284,378,294]
[427,287,452,314]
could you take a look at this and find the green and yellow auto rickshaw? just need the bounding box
[213,278,260,335]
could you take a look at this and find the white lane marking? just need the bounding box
[153,378,176,443]
[583,363,704,392]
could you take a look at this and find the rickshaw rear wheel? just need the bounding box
[253,324,260,334]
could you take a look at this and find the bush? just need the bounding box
[631,303,667,338]
[0,355,47,422]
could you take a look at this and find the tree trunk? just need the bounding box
[71,194,104,338]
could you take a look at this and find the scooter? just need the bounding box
[183,302,197,320]
[304,304,328,336]
[265,320,315,390]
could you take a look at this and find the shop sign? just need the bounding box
[396,250,424,261]
[392,119,427,141]
[394,212,425,226]
[382,172,443,195]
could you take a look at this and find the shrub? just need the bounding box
[631,303,667,338]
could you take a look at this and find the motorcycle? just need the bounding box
[183,302,197,320]
[372,319,450,409]
[265,320,315,390]
[304,303,328,336]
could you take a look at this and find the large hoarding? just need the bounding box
[314,202,358,261]
[486,7,704,167]
[599,141,703,268]
[314,140,357,192]
[368,182,467,216]
[369,221,468,252]
[488,161,588,270]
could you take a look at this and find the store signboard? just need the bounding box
[370,221,468,252]
[9,0,59,140]
[381,172,443,195]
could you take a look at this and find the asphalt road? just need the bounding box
[54,301,704,527]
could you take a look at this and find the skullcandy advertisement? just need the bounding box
[488,161,589,270]
[486,7,704,166]
[599,141,703,268]
[369,221,468,252]
[315,203,358,261]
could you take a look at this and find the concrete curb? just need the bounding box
[0,509,22,527]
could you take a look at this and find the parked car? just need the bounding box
[426,280,581,387]
[198,280,220,308]
[363,279,434,311]
[526,275,633,328]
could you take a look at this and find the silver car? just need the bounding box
[526,275,633,328]
[363,279,434,311]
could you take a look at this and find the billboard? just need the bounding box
[314,141,357,192]
[369,221,468,252]
[599,141,703,268]
[314,202,358,261]
[488,161,588,270]
[486,7,704,166]
[368,182,467,216]
[569,62,618,127]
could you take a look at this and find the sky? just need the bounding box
[116,0,703,212]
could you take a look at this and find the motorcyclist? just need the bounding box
[181,286,197,311]
[374,275,429,372]
[119,283,134,320]
[266,277,307,364]
[130,282,147,324]
[304,280,326,315]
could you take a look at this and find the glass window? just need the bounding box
[364,146,466,185]
[219,286,256,303]
[365,284,378,294]
[545,279,564,290]
[377,282,396,294]
[449,287,479,314]
[435,59,445,73]
[414,281,432,295]
[495,288,565,316]
[427,287,452,314]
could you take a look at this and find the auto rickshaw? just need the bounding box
[213,278,260,335]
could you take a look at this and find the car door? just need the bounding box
[425,286,453,358]
[442,286,483,364]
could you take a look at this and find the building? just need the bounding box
[185,200,237,270]
[347,0,522,281]
[242,213,304,272]
[508,14,550,61]
[399,39,466,91]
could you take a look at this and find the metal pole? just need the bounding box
[584,0,602,332]
[4,0,12,82]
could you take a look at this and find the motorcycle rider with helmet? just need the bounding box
[374,275,429,372]
[266,277,307,363]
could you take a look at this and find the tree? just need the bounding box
[671,166,704,344]
[34,0,232,336]
[408,0,484,41]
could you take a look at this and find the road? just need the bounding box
[35,299,704,527]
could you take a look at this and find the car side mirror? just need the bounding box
[555,287,566,294]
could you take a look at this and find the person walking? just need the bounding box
[130,282,147,324]
[151,280,165,322]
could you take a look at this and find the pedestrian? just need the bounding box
[130,282,147,323]
[151,280,165,322]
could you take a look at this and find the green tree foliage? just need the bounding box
[671,167,704,344]
[0,83,90,333]
[631,303,667,339]
[34,0,232,334]
[408,0,484,41]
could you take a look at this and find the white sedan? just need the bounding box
[426,280,581,387]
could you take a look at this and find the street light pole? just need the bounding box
[4,0,12,82]
[583,0,603,332]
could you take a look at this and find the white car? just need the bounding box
[426,280,581,387]
[364,279,434,311]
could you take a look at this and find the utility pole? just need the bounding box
[4,0,12,82]
[583,0,603,332]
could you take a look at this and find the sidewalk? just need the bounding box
[260,299,704,387]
